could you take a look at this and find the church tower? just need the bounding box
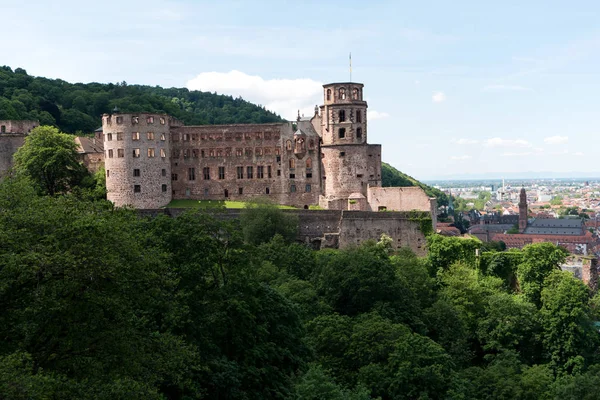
[518,187,528,233]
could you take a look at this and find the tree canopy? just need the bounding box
[1,172,600,399]
[0,66,283,133]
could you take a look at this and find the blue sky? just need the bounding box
[2,0,600,180]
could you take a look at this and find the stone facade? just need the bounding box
[0,120,38,176]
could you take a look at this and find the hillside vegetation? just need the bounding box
[0,66,283,134]
[1,173,600,399]
[382,162,449,206]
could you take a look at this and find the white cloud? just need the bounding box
[432,92,446,103]
[186,70,323,119]
[544,135,569,144]
[502,151,533,157]
[484,137,531,148]
[483,84,533,92]
[452,138,479,145]
[368,111,390,120]
[451,155,472,160]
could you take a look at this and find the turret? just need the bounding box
[103,113,172,208]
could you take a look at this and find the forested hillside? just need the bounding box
[0,66,283,134]
[382,162,449,206]
[2,168,600,398]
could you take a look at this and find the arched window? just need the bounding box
[326,89,331,101]
[286,140,292,151]
[289,158,295,169]
[352,88,359,100]
[295,138,305,152]
[306,158,312,168]
[339,88,346,100]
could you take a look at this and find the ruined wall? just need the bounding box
[0,135,25,176]
[338,211,428,256]
[0,120,38,176]
[0,120,38,135]
[367,186,437,227]
[103,113,172,208]
[562,255,598,291]
[170,122,321,208]
[138,208,429,255]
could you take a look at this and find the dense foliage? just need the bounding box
[0,66,283,134]
[2,175,600,398]
[381,162,449,207]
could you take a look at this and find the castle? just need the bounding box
[101,81,437,220]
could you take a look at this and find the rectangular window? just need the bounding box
[289,173,295,179]
[290,184,296,193]
[162,184,167,192]
[247,166,253,179]
[108,149,114,158]
[106,170,110,177]
[116,116,123,124]
[107,133,113,141]
[132,132,140,140]
[203,167,210,180]
[339,110,346,122]
[147,116,154,124]
[116,132,123,141]
[162,169,166,177]
[148,148,155,157]
[306,172,312,178]
[356,110,362,123]
[188,168,195,181]
[172,173,178,181]
[338,128,346,138]
[267,166,272,178]
[160,148,166,158]
[133,148,140,158]
[132,116,139,124]
[160,133,166,141]
[305,184,311,192]
[117,148,124,158]
[277,169,281,176]
[192,149,199,158]
[276,155,281,162]
[133,169,140,177]
[237,166,244,179]
[218,166,225,180]
[147,132,155,140]
[160,117,165,125]
[134,184,141,193]
[236,148,243,157]
[184,149,190,158]
[257,166,264,179]
[238,187,243,195]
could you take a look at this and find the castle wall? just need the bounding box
[0,135,25,176]
[367,186,437,228]
[137,208,428,255]
[0,120,38,176]
[103,113,172,208]
[170,122,321,208]
[338,211,428,256]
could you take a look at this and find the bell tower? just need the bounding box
[320,83,367,146]
[518,187,528,233]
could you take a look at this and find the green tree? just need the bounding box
[240,200,299,245]
[13,126,89,195]
[540,270,598,373]
[516,243,569,306]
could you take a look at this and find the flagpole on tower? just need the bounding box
[349,52,352,82]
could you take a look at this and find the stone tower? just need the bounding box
[103,113,172,208]
[318,82,381,209]
[518,187,528,233]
